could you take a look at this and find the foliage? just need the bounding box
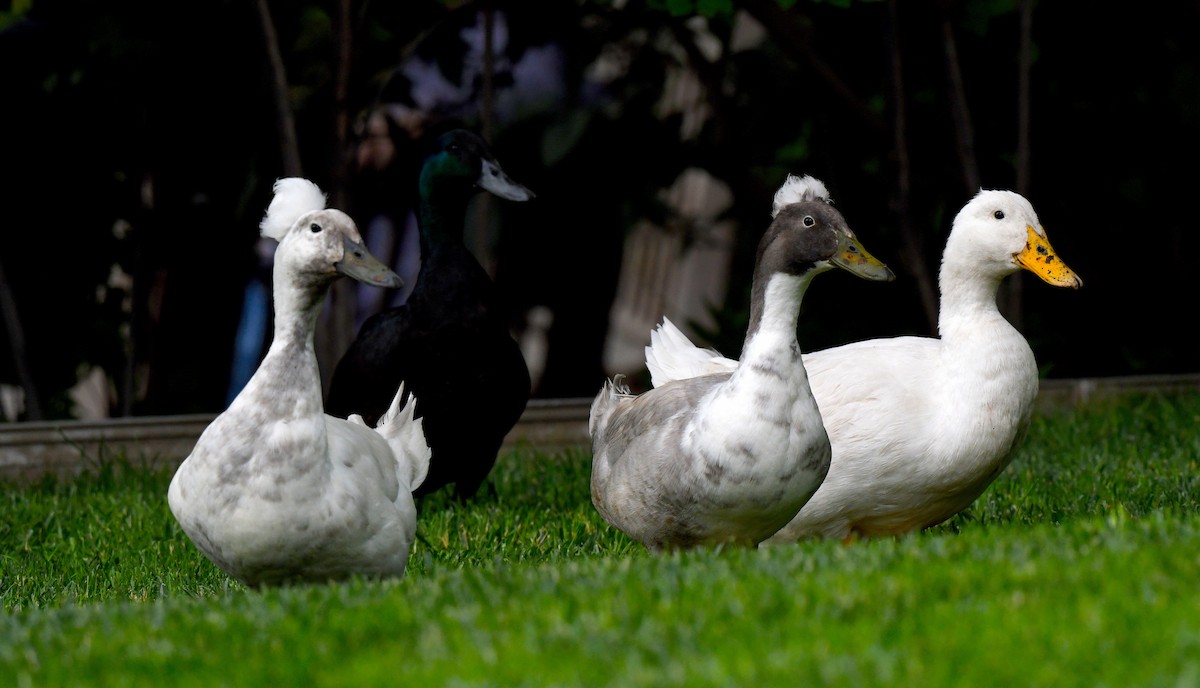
[2,1,1198,421]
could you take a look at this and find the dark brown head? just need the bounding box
[755,201,894,282]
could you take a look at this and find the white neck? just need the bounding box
[229,263,327,421]
[937,257,1012,340]
[934,259,1037,418]
[740,273,812,368]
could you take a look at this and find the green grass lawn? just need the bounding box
[2,392,1198,687]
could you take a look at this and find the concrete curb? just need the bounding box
[2,374,1198,484]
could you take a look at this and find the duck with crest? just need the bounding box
[589,175,895,552]
[645,183,1083,542]
[326,129,535,501]
[168,178,431,587]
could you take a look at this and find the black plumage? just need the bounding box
[326,129,534,500]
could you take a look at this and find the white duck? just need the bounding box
[645,181,1082,542]
[168,178,431,587]
[589,177,894,551]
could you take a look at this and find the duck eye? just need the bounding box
[993,210,1005,220]
[310,223,321,233]
[803,216,815,227]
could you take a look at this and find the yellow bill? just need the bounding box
[831,231,896,282]
[1015,226,1082,288]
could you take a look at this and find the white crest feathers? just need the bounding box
[771,174,832,218]
[260,178,328,240]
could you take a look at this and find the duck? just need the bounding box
[589,175,895,552]
[644,183,1083,542]
[167,178,432,587]
[325,129,535,501]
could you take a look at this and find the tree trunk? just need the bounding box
[321,0,358,397]
[0,256,43,420]
[256,0,303,177]
[1002,0,1035,329]
[474,2,498,277]
[886,0,939,334]
[940,7,979,194]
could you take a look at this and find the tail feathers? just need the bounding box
[644,317,737,387]
[375,382,432,492]
[588,373,634,437]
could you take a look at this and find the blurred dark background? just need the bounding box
[1,0,1197,422]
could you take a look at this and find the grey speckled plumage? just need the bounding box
[589,185,894,552]
[167,178,431,587]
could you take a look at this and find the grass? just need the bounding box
[1,391,1198,686]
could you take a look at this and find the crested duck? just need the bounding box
[645,184,1083,542]
[168,178,431,587]
[589,176,894,551]
[325,129,534,501]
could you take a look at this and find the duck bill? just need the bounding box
[336,236,404,288]
[479,159,535,202]
[1014,226,1083,288]
[831,232,896,282]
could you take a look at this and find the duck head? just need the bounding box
[944,189,1082,289]
[260,177,403,289]
[759,200,895,283]
[771,173,833,216]
[421,129,535,202]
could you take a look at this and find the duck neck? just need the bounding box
[740,272,813,369]
[937,259,1010,339]
[417,169,473,256]
[935,259,1038,425]
[234,263,327,420]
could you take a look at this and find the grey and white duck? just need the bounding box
[168,178,431,587]
[589,175,894,551]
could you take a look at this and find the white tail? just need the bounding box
[644,317,737,387]
[374,382,432,491]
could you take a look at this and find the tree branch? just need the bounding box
[738,0,889,136]
[255,0,303,177]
